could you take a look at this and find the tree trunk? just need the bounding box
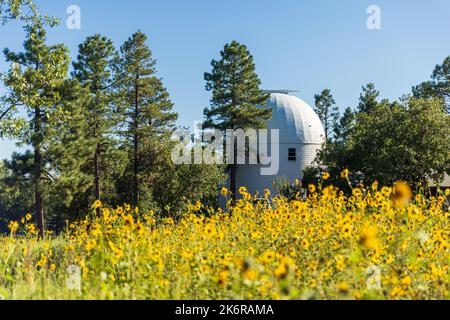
[94,148,101,201]
[132,77,139,206]
[230,132,238,202]
[34,106,44,237]
[133,132,139,206]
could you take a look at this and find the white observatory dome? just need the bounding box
[265,93,325,144]
[230,92,325,198]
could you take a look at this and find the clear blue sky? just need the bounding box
[0,0,449,159]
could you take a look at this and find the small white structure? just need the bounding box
[235,92,325,196]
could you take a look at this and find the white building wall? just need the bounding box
[299,143,322,173]
[235,143,322,196]
[219,93,325,203]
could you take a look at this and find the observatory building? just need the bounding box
[233,91,325,196]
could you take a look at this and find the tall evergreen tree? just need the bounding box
[314,89,339,141]
[72,34,120,203]
[333,107,355,144]
[317,106,355,175]
[117,31,177,206]
[203,41,271,200]
[45,80,94,222]
[1,22,70,235]
[358,83,379,113]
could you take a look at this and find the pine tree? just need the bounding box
[358,83,379,113]
[72,34,120,203]
[45,79,95,222]
[117,31,177,207]
[333,107,355,143]
[314,89,339,141]
[1,22,70,235]
[203,41,271,200]
[413,56,450,113]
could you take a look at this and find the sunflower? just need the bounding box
[221,187,228,196]
[92,200,102,210]
[393,181,412,207]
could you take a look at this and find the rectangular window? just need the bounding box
[288,148,296,161]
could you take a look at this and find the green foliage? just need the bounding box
[314,89,339,140]
[351,97,449,184]
[1,22,70,234]
[115,31,178,207]
[333,107,355,144]
[0,153,33,232]
[358,83,380,113]
[316,106,356,176]
[114,133,226,216]
[0,0,58,25]
[150,141,226,217]
[72,34,125,203]
[44,80,95,227]
[3,79,96,231]
[272,176,305,201]
[2,23,69,129]
[0,29,229,230]
[320,93,450,186]
[413,56,450,113]
[203,41,271,131]
[203,41,271,199]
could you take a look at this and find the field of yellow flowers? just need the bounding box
[0,181,449,300]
